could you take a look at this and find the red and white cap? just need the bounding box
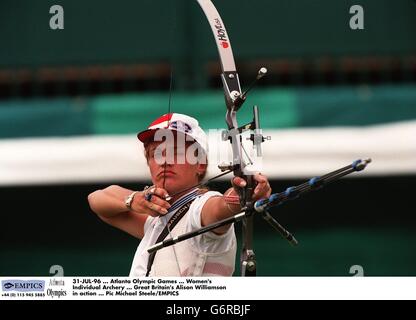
[137,113,208,153]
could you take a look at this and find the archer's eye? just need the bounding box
[148,149,156,158]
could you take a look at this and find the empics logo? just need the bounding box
[214,18,229,48]
[2,280,45,292]
[3,282,14,290]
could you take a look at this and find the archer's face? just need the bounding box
[145,138,207,195]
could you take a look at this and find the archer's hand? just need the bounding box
[131,187,171,217]
[231,173,272,201]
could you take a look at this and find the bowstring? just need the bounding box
[160,1,182,276]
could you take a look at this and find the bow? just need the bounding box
[195,0,263,276]
[150,0,267,276]
[147,0,371,277]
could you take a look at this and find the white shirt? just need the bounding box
[129,189,236,277]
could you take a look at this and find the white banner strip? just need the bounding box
[1,120,415,186]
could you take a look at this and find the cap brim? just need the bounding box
[137,129,157,143]
[137,128,196,143]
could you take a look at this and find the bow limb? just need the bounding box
[196,0,257,276]
[196,0,241,110]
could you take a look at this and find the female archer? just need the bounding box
[87,113,272,276]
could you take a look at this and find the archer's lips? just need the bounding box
[158,170,176,177]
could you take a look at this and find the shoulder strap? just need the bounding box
[146,199,194,277]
